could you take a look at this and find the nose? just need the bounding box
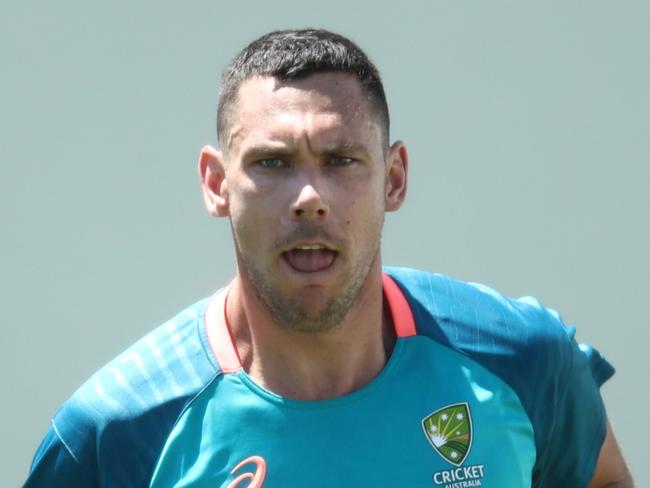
[291,183,329,220]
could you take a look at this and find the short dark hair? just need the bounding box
[217,28,389,149]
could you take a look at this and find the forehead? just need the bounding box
[227,73,381,153]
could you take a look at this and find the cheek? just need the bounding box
[343,184,385,218]
[344,197,385,238]
[228,176,269,216]
[228,185,284,245]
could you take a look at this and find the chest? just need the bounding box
[150,343,536,487]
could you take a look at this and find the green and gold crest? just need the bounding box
[422,402,473,466]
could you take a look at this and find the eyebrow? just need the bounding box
[237,143,292,160]
[323,141,370,154]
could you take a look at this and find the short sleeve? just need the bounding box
[533,325,615,487]
[24,422,97,487]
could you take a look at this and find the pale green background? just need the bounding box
[2,1,648,486]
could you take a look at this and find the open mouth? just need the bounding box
[282,244,338,272]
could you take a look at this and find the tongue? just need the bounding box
[284,249,337,272]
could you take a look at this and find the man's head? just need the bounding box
[217,29,390,151]
[200,29,407,333]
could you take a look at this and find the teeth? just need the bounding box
[295,244,325,250]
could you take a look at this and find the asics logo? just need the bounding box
[226,455,267,488]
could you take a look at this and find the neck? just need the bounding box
[226,262,395,401]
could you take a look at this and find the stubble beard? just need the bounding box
[238,237,382,333]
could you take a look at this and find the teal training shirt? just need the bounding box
[26,268,614,487]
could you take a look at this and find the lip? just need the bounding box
[281,240,338,253]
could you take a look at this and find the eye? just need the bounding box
[328,156,355,166]
[258,158,288,169]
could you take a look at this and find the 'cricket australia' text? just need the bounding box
[432,464,485,487]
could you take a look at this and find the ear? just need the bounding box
[384,140,408,212]
[198,145,229,217]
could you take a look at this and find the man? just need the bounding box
[26,29,632,487]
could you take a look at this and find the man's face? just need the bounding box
[205,72,406,332]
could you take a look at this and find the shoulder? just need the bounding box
[36,298,220,486]
[384,266,571,352]
[384,266,614,384]
[383,266,613,419]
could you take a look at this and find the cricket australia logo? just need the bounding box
[423,403,485,487]
[422,402,473,466]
